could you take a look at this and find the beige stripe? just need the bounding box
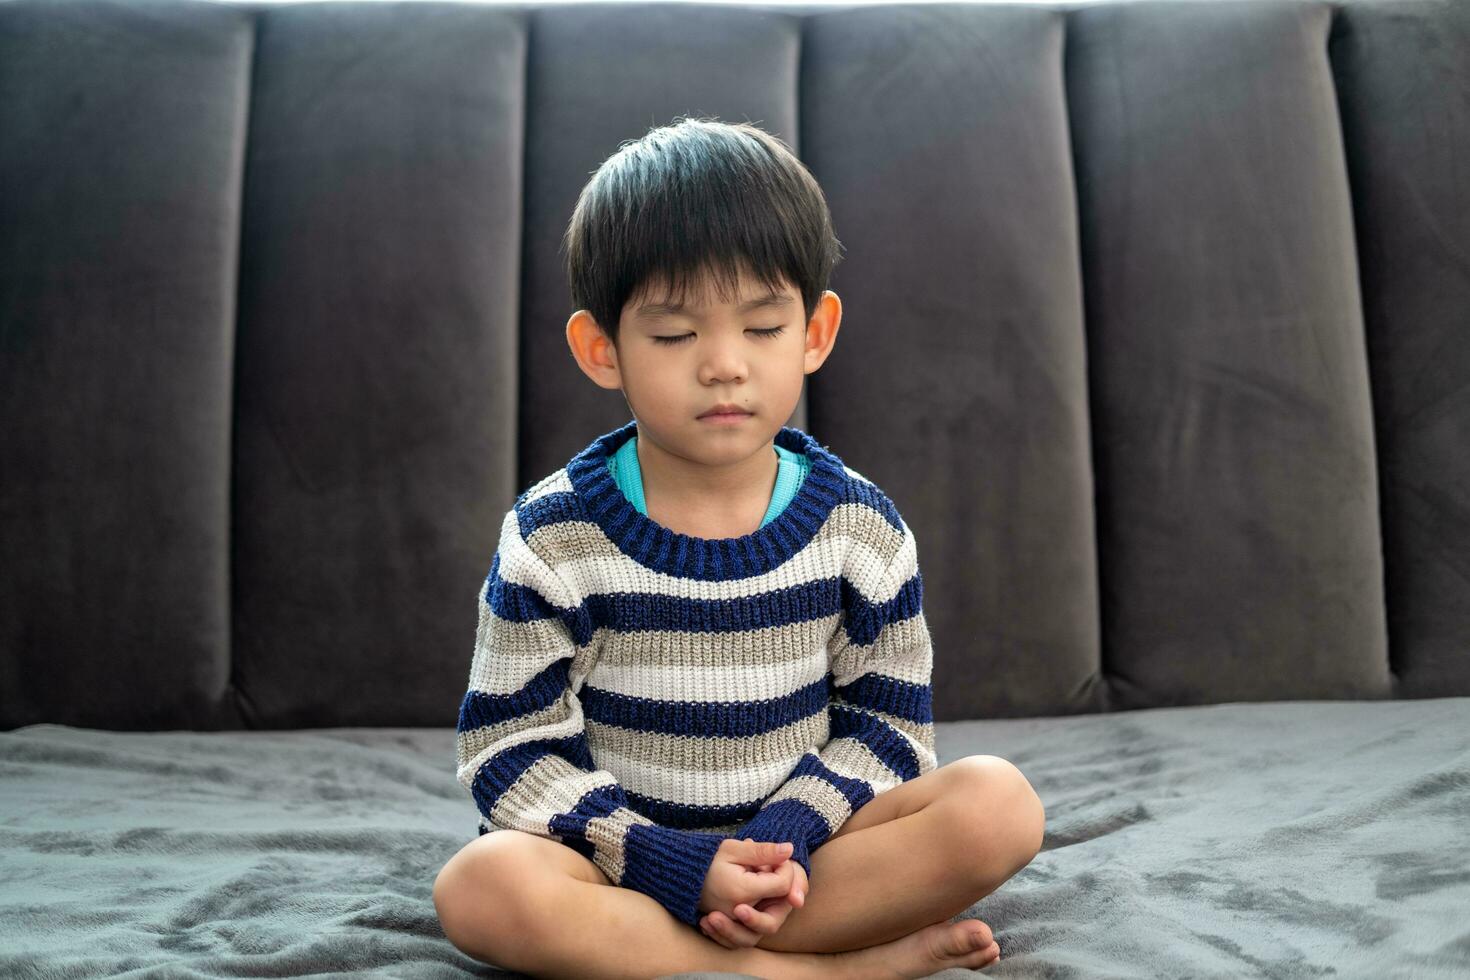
[467,603,588,696]
[817,735,908,794]
[487,751,620,834]
[759,766,851,836]
[583,808,649,884]
[455,696,570,790]
[844,515,917,605]
[456,689,584,790]
[586,710,829,805]
[829,613,933,689]
[594,613,838,670]
[527,506,889,601]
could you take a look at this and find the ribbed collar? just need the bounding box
[565,419,850,579]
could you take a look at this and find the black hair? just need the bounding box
[560,116,845,348]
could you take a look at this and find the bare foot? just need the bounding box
[838,918,1001,979]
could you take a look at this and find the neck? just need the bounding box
[635,429,779,528]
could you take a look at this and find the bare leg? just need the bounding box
[434,831,848,980]
[434,757,1040,978]
[748,756,1044,954]
[434,830,1002,980]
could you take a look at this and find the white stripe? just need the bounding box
[494,508,576,608]
[588,737,811,807]
[587,642,828,701]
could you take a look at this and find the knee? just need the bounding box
[947,756,1046,870]
[433,833,532,961]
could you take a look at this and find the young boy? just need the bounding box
[434,118,1044,979]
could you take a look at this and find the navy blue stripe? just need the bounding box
[841,474,903,532]
[587,576,842,633]
[486,550,843,638]
[625,790,764,829]
[483,553,596,647]
[456,659,570,735]
[842,567,924,647]
[829,700,924,780]
[469,734,603,817]
[581,676,829,737]
[781,749,881,813]
[518,480,902,551]
[483,551,562,623]
[835,670,934,725]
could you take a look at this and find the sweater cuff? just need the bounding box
[735,799,830,880]
[616,825,733,927]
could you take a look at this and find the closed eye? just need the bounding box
[652,326,786,346]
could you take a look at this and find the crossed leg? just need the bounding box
[718,754,1045,953]
[434,754,1045,978]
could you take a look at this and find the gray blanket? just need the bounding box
[2,698,1468,978]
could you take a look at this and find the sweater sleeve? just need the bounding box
[454,506,734,927]
[733,510,939,880]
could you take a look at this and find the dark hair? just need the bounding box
[560,116,845,348]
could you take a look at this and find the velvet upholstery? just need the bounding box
[6,0,1465,733]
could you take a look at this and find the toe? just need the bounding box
[930,921,987,959]
[956,921,994,956]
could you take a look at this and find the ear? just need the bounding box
[802,290,842,374]
[566,310,624,391]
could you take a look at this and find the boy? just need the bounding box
[434,118,1044,979]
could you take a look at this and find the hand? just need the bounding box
[697,838,809,949]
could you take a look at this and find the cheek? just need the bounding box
[620,372,685,418]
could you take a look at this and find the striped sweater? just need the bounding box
[453,419,938,927]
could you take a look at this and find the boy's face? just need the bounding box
[566,267,841,470]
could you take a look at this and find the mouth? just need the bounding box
[698,408,754,422]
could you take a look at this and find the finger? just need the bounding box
[708,909,761,947]
[745,838,795,867]
[705,911,745,948]
[749,862,797,902]
[754,896,792,916]
[731,901,782,934]
[699,917,732,949]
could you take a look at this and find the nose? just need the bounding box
[697,334,748,384]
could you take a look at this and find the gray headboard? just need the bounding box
[2,0,1466,731]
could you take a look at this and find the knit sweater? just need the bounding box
[453,419,938,928]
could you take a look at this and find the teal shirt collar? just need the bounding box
[607,433,810,529]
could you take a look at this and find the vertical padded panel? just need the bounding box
[803,5,1098,719]
[232,3,526,727]
[0,0,250,731]
[1332,0,1470,698]
[520,4,807,486]
[1069,0,1389,708]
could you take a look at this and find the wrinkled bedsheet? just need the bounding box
[2,697,1467,979]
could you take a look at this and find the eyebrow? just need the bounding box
[635,291,792,320]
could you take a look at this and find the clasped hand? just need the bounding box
[696,837,809,948]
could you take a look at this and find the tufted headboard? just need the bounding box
[2,0,1467,731]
